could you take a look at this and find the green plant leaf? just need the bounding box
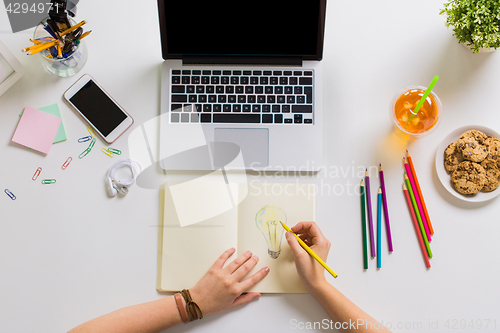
[440,0,500,52]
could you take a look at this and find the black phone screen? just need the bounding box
[69,80,128,136]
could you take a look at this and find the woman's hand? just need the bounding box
[188,248,269,316]
[285,221,331,293]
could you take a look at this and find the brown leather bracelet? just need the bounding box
[174,293,189,324]
[180,289,203,321]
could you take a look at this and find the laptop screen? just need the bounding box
[158,0,326,60]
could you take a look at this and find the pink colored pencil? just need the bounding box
[403,183,431,268]
[403,158,431,242]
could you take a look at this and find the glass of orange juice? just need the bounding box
[391,86,442,137]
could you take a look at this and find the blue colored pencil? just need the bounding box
[377,187,382,269]
[365,169,376,258]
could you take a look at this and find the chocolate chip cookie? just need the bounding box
[451,161,487,195]
[443,142,464,174]
[483,136,500,163]
[457,130,488,162]
[480,158,500,192]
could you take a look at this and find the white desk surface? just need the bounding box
[1,1,500,332]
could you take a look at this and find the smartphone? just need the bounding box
[64,74,134,143]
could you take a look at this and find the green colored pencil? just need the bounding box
[404,173,433,257]
[361,180,368,269]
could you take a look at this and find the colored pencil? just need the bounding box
[406,150,434,235]
[404,173,432,257]
[280,221,338,278]
[377,187,382,269]
[365,169,376,258]
[379,164,393,252]
[403,183,431,268]
[360,180,368,270]
[403,158,431,242]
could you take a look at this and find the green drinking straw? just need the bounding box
[405,75,440,127]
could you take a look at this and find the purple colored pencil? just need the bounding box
[379,164,393,252]
[365,169,376,258]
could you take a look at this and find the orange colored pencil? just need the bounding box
[406,150,434,235]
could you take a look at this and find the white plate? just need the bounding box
[435,125,500,202]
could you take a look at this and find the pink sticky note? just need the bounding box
[12,107,62,154]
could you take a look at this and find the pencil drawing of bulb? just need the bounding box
[255,205,286,259]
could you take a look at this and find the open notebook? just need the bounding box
[157,182,315,293]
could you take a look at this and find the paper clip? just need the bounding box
[107,148,122,155]
[41,179,56,184]
[62,157,72,170]
[88,138,96,150]
[87,125,96,138]
[101,148,114,157]
[79,148,91,159]
[4,189,16,200]
[78,136,92,143]
[32,167,42,181]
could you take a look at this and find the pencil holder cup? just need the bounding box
[33,18,88,77]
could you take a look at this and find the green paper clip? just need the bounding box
[102,148,114,157]
[41,179,56,184]
[107,148,121,155]
[79,148,91,159]
[88,138,96,150]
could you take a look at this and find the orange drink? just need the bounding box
[391,86,441,137]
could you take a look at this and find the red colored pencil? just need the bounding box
[406,150,434,235]
[403,183,431,268]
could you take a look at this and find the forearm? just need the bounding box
[310,282,391,333]
[68,296,183,333]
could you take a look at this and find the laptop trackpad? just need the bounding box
[213,128,269,168]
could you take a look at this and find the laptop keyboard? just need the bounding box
[169,69,314,124]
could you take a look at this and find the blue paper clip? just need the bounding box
[4,189,16,200]
[78,136,92,143]
[41,179,56,185]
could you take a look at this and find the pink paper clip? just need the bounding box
[32,167,42,181]
[62,157,72,170]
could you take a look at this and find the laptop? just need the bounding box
[157,0,327,171]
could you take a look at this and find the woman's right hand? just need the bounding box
[285,221,331,293]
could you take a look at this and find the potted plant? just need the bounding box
[440,0,500,53]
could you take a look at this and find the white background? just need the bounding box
[1,0,500,332]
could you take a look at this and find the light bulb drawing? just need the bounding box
[255,205,286,259]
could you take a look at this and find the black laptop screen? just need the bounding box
[159,0,325,59]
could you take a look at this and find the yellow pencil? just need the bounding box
[25,41,59,55]
[61,20,87,37]
[78,30,92,40]
[22,40,57,52]
[280,221,338,278]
